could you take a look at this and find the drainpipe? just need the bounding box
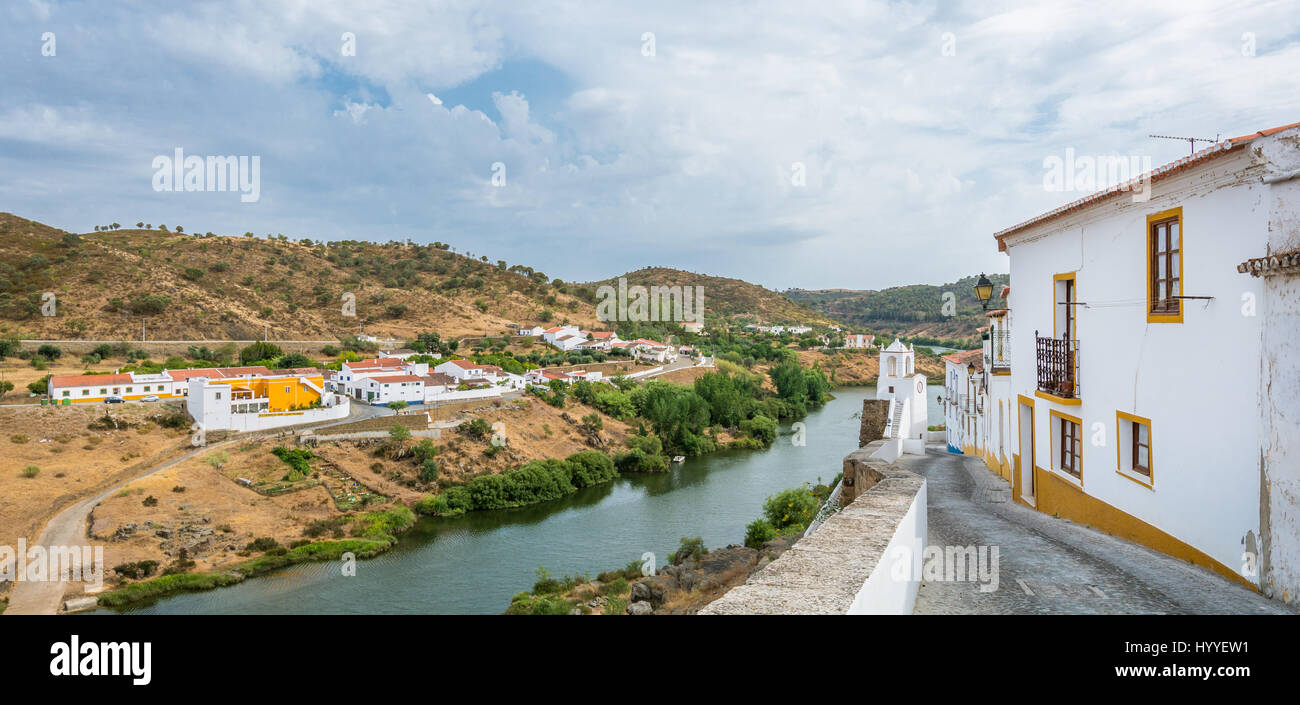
[1261,168,1300,185]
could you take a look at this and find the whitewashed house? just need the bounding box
[941,349,984,455]
[844,333,875,349]
[991,120,1300,599]
[875,339,928,455]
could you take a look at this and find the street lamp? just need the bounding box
[974,273,994,310]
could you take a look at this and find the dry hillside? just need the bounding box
[0,213,600,341]
[588,267,839,326]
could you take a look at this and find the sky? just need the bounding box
[2,0,1299,291]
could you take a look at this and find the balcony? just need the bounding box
[1035,332,1079,399]
[988,330,1011,371]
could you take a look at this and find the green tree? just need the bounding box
[239,341,283,365]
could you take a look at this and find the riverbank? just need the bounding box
[117,386,897,615]
[502,476,839,614]
[96,508,410,609]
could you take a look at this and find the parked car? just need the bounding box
[140,395,160,402]
[104,396,125,404]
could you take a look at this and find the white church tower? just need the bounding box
[876,339,928,453]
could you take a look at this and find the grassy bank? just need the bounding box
[96,508,411,610]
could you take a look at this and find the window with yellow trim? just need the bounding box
[1117,413,1152,481]
[1149,213,1181,317]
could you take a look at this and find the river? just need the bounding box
[122,384,943,614]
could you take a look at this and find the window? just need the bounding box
[1051,410,1082,480]
[1147,208,1183,322]
[1116,411,1153,487]
[62,390,69,397]
[82,390,89,396]
[1132,423,1150,475]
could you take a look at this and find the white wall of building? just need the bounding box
[1002,144,1269,582]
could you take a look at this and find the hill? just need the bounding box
[784,272,1010,343]
[587,267,838,327]
[0,213,601,341]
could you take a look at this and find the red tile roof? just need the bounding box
[421,372,458,386]
[370,374,424,383]
[50,373,133,387]
[942,349,984,372]
[993,121,1300,250]
[167,368,224,381]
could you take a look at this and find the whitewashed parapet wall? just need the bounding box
[700,440,927,615]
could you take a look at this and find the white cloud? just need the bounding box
[3,0,1300,290]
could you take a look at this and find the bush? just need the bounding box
[239,341,282,365]
[739,414,778,446]
[246,537,279,552]
[419,458,440,482]
[36,343,62,359]
[271,446,314,474]
[11,434,29,444]
[142,495,158,507]
[412,438,439,463]
[744,519,778,549]
[460,418,492,440]
[532,566,561,595]
[113,560,160,580]
[672,536,706,565]
[762,485,820,532]
[21,465,39,478]
[600,577,630,596]
[388,424,412,443]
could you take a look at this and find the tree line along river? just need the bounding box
[120,385,944,614]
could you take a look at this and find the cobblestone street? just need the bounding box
[907,448,1294,615]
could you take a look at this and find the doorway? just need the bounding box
[1018,399,1035,503]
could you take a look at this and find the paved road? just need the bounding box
[3,401,378,615]
[907,447,1293,615]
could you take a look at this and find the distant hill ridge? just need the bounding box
[0,212,600,341]
[784,272,1010,342]
[588,266,838,326]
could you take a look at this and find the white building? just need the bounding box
[185,372,349,432]
[335,357,430,404]
[541,325,581,348]
[989,120,1300,599]
[875,339,928,454]
[844,333,875,349]
[941,349,984,455]
[628,338,678,363]
[434,359,503,382]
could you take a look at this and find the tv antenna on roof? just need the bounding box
[1149,133,1220,157]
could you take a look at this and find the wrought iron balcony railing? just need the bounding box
[1035,331,1079,399]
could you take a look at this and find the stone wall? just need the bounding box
[699,440,927,615]
[859,398,889,447]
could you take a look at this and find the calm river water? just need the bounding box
[123,384,943,614]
